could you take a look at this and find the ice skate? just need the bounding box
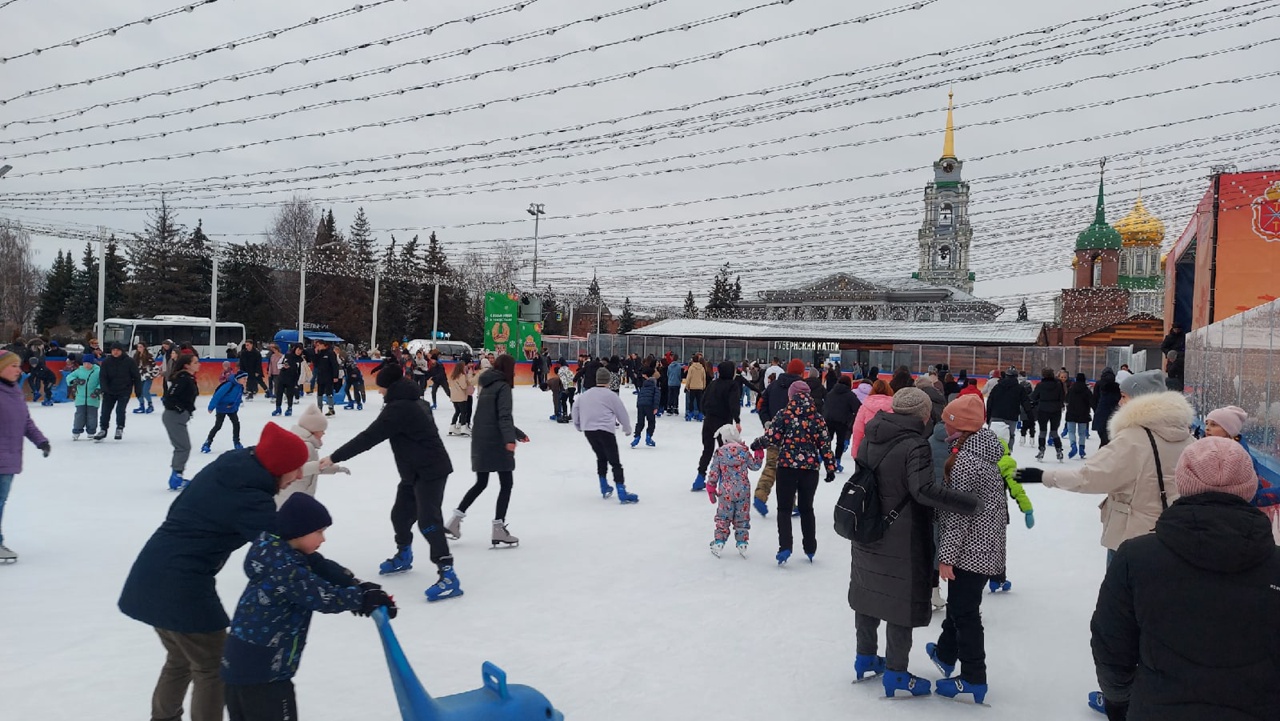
[690,473,705,492]
[73,433,81,441]
[1056,445,1065,462]
[344,402,355,410]
[936,677,987,704]
[145,402,154,413]
[200,442,212,454]
[854,654,886,681]
[925,642,954,677]
[1080,447,1087,460]
[424,566,463,602]
[444,510,465,540]
[709,540,725,558]
[1068,441,1079,459]
[447,424,458,436]
[776,549,791,565]
[882,671,932,698]
[630,435,640,448]
[271,409,282,417]
[379,546,414,575]
[615,483,639,504]
[736,541,748,558]
[167,470,185,492]
[285,407,292,416]
[753,498,769,517]
[132,402,146,414]
[356,403,363,410]
[457,424,471,436]
[325,406,336,417]
[114,428,123,441]
[491,520,518,548]
[92,429,107,442]
[1087,691,1107,714]
[233,442,243,450]
[989,579,1012,593]
[0,544,17,564]
[931,587,946,611]
[597,476,614,499]
[645,434,655,447]
[1035,449,1045,461]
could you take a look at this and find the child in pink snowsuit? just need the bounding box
[706,423,762,557]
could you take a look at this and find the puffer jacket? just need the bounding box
[937,428,1009,576]
[822,382,859,427]
[984,374,1025,423]
[686,361,707,391]
[1042,391,1195,550]
[68,364,102,408]
[276,424,347,506]
[0,378,49,474]
[1092,369,1122,434]
[1066,380,1094,423]
[700,362,741,423]
[1031,377,1066,416]
[850,394,895,462]
[849,412,978,628]
[750,395,834,472]
[471,369,527,473]
[448,371,474,403]
[636,377,659,409]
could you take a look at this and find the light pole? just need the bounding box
[209,239,219,359]
[96,227,106,350]
[298,240,339,347]
[527,203,545,285]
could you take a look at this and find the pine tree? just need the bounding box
[345,207,378,345]
[683,291,698,319]
[376,236,407,346]
[1017,299,1029,322]
[65,243,98,330]
[618,297,636,334]
[35,250,76,332]
[705,263,734,317]
[219,242,276,343]
[399,235,423,337]
[126,199,191,317]
[731,275,742,304]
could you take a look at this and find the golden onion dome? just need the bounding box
[1071,255,1079,269]
[1114,197,1165,246]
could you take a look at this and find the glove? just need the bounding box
[334,465,352,475]
[706,484,718,504]
[39,442,51,458]
[359,588,397,618]
[1025,510,1035,529]
[1014,468,1043,484]
[825,470,836,483]
[357,580,382,592]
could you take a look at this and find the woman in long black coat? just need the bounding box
[1030,367,1067,461]
[446,354,528,546]
[1091,367,1122,447]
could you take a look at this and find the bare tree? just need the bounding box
[0,220,43,340]
[265,196,318,331]
[452,241,527,325]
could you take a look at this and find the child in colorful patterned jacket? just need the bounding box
[705,424,763,558]
[221,493,397,721]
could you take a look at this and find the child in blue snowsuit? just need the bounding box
[222,493,396,721]
[631,372,659,447]
[705,423,762,557]
[203,372,246,453]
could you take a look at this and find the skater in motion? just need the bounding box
[446,354,528,547]
[848,388,977,698]
[132,342,158,414]
[322,360,463,601]
[705,424,761,557]
[162,354,200,491]
[311,339,340,417]
[630,369,659,447]
[928,394,1008,704]
[1030,367,1067,461]
[574,366,636,503]
[272,344,304,417]
[447,358,475,436]
[1091,438,1280,721]
[202,372,246,454]
[222,494,396,721]
[342,351,366,410]
[67,353,101,440]
[749,381,835,564]
[0,350,51,563]
[96,342,141,441]
[118,423,316,721]
[691,361,741,493]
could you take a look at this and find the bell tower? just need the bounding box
[914,91,974,294]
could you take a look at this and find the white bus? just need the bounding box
[98,316,247,359]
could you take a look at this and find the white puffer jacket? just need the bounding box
[1042,391,1194,550]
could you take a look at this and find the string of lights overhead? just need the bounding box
[0,0,225,64]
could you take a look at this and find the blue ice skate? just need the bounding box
[424,566,463,602]
[645,435,655,447]
[854,654,885,681]
[234,442,244,450]
[272,409,282,417]
[598,476,614,499]
[776,549,791,565]
[630,436,640,448]
[615,483,639,504]
[883,671,932,698]
[690,474,705,492]
[167,470,185,492]
[989,579,1012,593]
[936,677,987,704]
[753,498,769,517]
[200,442,212,454]
[1087,691,1107,714]
[925,642,954,678]
[380,546,414,575]
[372,607,563,721]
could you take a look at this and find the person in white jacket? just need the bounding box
[277,404,348,507]
[574,367,636,504]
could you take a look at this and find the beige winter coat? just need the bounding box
[686,362,707,391]
[1042,391,1194,550]
[275,425,348,508]
[448,371,474,403]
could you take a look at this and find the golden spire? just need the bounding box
[941,89,956,159]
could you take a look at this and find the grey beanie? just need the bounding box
[892,387,932,420]
[595,367,612,385]
[1120,369,1167,398]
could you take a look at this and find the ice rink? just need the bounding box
[1,383,1110,719]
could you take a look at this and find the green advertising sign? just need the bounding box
[484,291,542,359]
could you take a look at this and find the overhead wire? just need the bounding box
[0,0,225,64]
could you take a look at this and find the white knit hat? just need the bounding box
[715,424,741,445]
[297,404,328,434]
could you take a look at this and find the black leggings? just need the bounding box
[1036,412,1061,451]
[458,471,514,520]
[346,380,365,405]
[275,384,296,411]
[829,420,852,467]
[206,412,241,444]
[775,467,819,555]
[585,430,625,484]
[226,679,295,721]
[451,400,473,426]
[633,407,655,438]
[390,471,452,569]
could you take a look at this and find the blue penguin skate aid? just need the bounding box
[373,608,565,721]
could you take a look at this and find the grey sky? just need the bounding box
[1,0,1275,319]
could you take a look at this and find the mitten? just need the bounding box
[39,442,51,458]
[360,588,397,618]
[1025,510,1035,529]
[333,465,351,475]
[752,449,765,464]
[706,483,718,504]
[1014,468,1044,484]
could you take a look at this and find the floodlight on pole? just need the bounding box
[527,203,545,285]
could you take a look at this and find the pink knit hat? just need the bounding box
[1174,437,1257,501]
[1206,406,1247,439]
[787,381,812,401]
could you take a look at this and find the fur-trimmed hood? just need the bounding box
[1108,390,1193,443]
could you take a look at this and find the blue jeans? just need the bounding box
[138,378,153,406]
[0,473,14,545]
[1066,421,1090,445]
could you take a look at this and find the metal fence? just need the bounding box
[542,335,1135,381]
[1185,299,1280,473]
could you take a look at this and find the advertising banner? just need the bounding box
[484,291,520,355]
[1212,172,1280,323]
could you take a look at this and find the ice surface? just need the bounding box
[0,388,1109,719]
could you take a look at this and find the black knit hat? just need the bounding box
[375,358,403,388]
[277,493,332,541]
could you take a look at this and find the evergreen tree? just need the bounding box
[219,242,276,343]
[731,275,742,304]
[705,263,734,317]
[35,250,75,332]
[398,235,423,337]
[1017,299,1029,322]
[344,207,378,346]
[126,199,194,317]
[683,291,698,318]
[376,236,408,346]
[618,297,636,334]
[104,238,129,318]
[65,243,99,330]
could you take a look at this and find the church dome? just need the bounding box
[1075,174,1123,251]
[1114,197,1165,246]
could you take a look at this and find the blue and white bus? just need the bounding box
[98,315,247,359]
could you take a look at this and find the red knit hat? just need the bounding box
[254,422,309,478]
[942,394,986,433]
[786,359,806,375]
[1175,436,1257,501]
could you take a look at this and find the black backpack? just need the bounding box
[834,436,912,544]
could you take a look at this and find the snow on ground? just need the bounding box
[1,385,1110,720]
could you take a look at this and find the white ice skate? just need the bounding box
[491,520,519,548]
[444,509,465,540]
[0,544,17,564]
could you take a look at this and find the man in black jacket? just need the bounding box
[237,339,263,400]
[323,361,462,602]
[984,370,1027,448]
[96,342,140,441]
[823,376,859,472]
[311,340,340,416]
[1091,437,1280,721]
[692,361,742,492]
